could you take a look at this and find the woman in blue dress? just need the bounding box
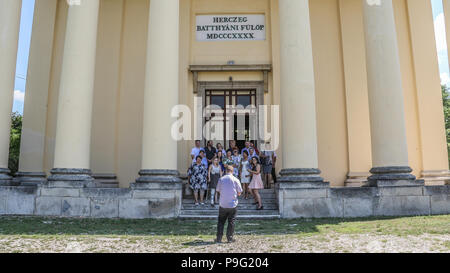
[188,156,208,206]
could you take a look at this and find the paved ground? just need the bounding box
[0,215,449,253]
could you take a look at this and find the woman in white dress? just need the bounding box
[239,150,251,199]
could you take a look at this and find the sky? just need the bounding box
[13,0,35,114]
[432,0,450,87]
[11,0,450,114]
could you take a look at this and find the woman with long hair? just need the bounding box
[248,156,264,210]
[216,150,225,172]
[239,150,251,199]
[208,156,223,207]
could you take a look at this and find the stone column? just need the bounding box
[444,0,450,74]
[278,0,324,183]
[361,0,419,186]
[48,0,100,185]
[135,0,182,184]
[16,0,58,186]
[339,0,372,187]
[407,0,450,185]
[0,0,22,184]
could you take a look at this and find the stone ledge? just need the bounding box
[90,198,119,218]
[367,179,425,188]
[41,188,80,197]
[343,198,373,218]
[61,198,90,217]
[423,185,450,196]
[36,197,62,216]
[329,187,377,199]
[283,188,327,199]
[278,181,330,189]
[44,180,96,189]
[430,195,450,215]
[0,196,6,214]
[1,179,450,219]
[130,182,182,190]
[133,190,178,199]
[118,199,149,219]
[378,186,424,196]
[80,188,132,198]
[373,196,430,216]
[6,190,36,215]
[313,198,344,218]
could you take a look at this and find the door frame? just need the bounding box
[196,81,265,148]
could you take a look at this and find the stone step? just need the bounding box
[179,209,279,216]
[182,203,278,210]
[182,198,277,204]
[184,192,277,199]
[179,214,281,220]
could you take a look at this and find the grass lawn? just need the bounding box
[0,215,449,253]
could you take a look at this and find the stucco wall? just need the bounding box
[21,0,447,188]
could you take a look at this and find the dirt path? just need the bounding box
[1,233,449,253]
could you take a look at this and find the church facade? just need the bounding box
[1,0,450,219]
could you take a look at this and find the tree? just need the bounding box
[8,112,22,175]
[442,85,450,165]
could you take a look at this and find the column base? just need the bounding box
[420,170,450,186]
[0,168,15,186]
[13,172,47,186]
[92,173,119,188]
[47,168,95,188]
[278,168,327,187]
[365,166,423,187]
[132,169,182,189]
[345,172,370,187]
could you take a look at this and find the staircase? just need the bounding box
[179,188,280,220]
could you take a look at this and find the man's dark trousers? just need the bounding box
[217,206,238,242]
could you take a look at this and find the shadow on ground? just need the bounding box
[182,240,217,246]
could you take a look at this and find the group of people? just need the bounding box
[187,139,277,211]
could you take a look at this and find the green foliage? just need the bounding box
[8,112,22,175]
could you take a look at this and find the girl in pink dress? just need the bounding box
[249,156,264,210]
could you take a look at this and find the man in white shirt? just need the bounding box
[190,140,204,164]
[215,166,243,243]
